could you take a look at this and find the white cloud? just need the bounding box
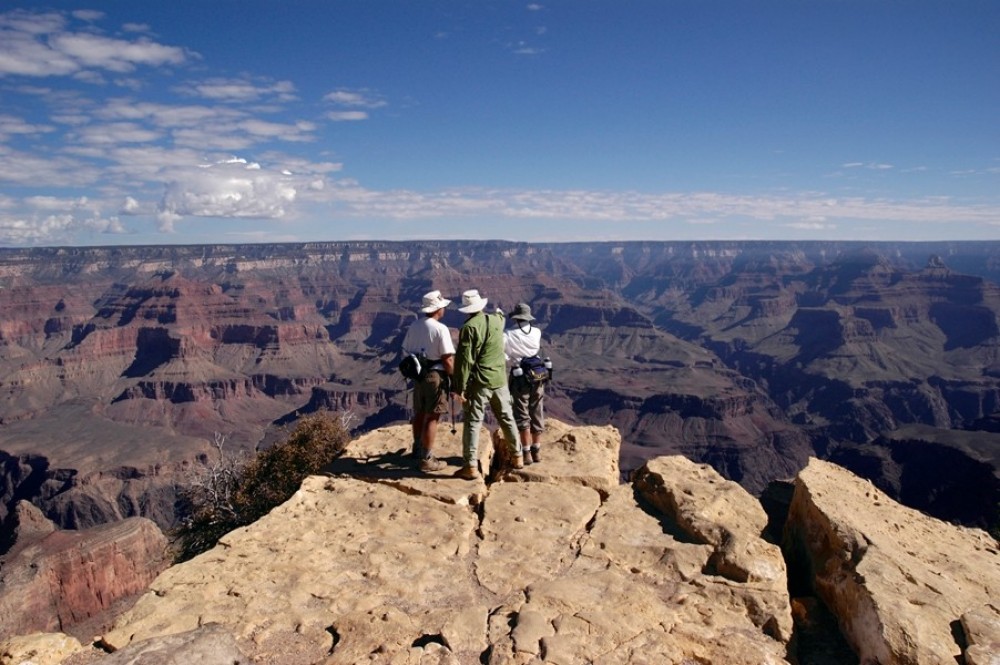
[0,114,55,138]
[327,111,368,122]
[0,211,125,245]
[157,157,300,223]
[74,122,162,144]
[71,10,104,22]
[176,77,297,102]
[0,9,189,77]
[312,183,1000,229]
[841,161,894,171]
[0,145,97,187]
[322,89,386,108]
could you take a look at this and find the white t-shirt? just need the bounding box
[503,323,541,367]
[402,316,455,370]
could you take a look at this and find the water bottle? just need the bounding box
[512,365,524,377]
[544,357,553,381]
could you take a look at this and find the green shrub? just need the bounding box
[172,412,351,562]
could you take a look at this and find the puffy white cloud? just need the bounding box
[157,158,299,223]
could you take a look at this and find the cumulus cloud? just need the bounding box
[0,9,189,78]
[157,157,299,224]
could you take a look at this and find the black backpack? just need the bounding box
[398,352,429,381]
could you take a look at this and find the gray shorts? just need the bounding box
[510,376,545,433]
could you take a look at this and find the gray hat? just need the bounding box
[510,302,535,321]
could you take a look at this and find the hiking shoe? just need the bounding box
[522,452,532,466]
[455,465,481,481]
[420,456,446,472]
[530,446,541,463]
[512,452,525,470]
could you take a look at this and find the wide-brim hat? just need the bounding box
[511,302,535,321]
[458,289,488,313]
[420,290,452,313]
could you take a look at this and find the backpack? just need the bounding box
[398,352,429,382]
[519,356,549,384]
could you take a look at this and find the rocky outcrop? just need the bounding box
[87,422,790,664]
[784,458,1000,665]
[0,505,168,641]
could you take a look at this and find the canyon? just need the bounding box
[0,240,998,540]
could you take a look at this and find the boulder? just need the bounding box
[0,632,84,665]
[785,457,1000,665]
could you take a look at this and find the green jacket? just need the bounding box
[453,311,507,395]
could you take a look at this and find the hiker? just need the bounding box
[401,290,455,472]
[450,289,523,480]
[503,302,548,465]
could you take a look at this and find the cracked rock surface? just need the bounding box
[785,458,1000,665]
[83,421,791,664]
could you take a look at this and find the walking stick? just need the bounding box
[449,392,457,434]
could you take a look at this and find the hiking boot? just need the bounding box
[511,452,525,470]
[530,446,541,463]
[455,465,481,481]
[420,456,446,472]
[522,451,532,466]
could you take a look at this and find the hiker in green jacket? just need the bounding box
[450,289,523,480]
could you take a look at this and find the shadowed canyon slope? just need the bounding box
[0,241,998,533]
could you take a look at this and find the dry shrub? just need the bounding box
[172,412,350,562]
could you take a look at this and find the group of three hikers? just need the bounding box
[401,289,549,480]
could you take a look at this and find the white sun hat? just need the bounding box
[420,290,452,313]
[458,289,488,313]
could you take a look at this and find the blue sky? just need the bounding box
[0,1,997,246]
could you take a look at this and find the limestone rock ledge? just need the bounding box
[88,421,791,664]
[784,458,1000,665]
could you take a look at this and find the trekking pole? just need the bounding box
[449,393,457,434]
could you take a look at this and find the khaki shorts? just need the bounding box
[413,371,449,415]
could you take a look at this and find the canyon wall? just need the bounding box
[0,241,998,536]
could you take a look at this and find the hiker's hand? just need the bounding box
[451,392,465,404]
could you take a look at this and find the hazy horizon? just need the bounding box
[1,1,997,247]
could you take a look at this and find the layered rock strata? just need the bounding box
[0,503,168,642]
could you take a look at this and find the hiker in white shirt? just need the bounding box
[401,290,455,472]
[503,302,546,464]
